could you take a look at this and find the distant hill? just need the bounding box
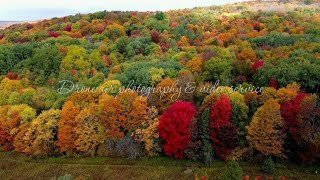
[0,21,24,29]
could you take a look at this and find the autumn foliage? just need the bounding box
[14,109,61,156]
[252,60,264,72]
[0,122,14,151]
[0,105,36,151]
[158,101,196,159]
[210,95,237,160]
[57,101,80,154]
[247,99,285,157]
[0,0,319,166]
[281,93,306,140]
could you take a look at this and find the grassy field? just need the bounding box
[0,152,319,180]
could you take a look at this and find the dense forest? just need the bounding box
[0,0,319,169]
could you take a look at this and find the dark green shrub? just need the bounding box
[262,157,275,174]
[198,108,214,165]
[219,160,243,180]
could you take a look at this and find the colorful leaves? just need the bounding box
[210,95,237,160]
[158,101,196,159]
[48,31,59,38]
[252,60,264,72]
[17,109,61,156]
[246,99,285,157]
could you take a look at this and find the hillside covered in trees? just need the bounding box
[0,1,319,178]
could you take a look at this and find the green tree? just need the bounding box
[198,108,214,165]
[229,93,249,147]
[21,46,62,85]
[0,46,14,75]
[203,48,235,85]
[60,45,91,72]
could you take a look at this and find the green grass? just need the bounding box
[0,152,319,180]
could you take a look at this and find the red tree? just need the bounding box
[214,124,237,160]
[281,93,306,140]
[26,23,33,30]
[64,24,72,32]
[269,78,278,89]
[6,72,18,80]
[48,31,59,38]
[131,11,138,16]
[158,101,196,159]
[252,60,264,72]
[210,95,231,129]
[15,37,29,43]
[210,95,237,160]
[159,42,170,52]
[151,31,160,43]
[279,93,320,162]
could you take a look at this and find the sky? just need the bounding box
[0,0,245,21]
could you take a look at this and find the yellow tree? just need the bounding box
[177,36,190,48]
[132,106,161,157]
[246,99,285,157]
[0,78,23,91]
[275,83,300,104]
[98,80,122,95]
[186,56,204,73]
[19,109,61,156]
[74,105,106,156]
[0,104,36,151]
[60,45,91,73]
[275,87,297,104]
[104,23,125,40]
[150,67,165,86]
[258,87,277,105]
[138,121,161,157]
